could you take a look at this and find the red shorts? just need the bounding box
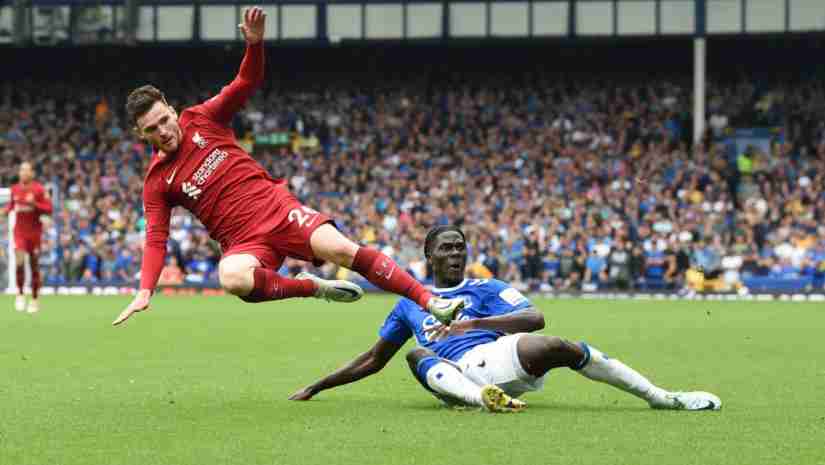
[14,234,41,254]
[222,189,333,270]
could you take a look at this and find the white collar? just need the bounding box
[431,278,468,293]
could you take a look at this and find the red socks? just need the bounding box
[240,267,317,303]
[350,247,432,309]
[238,249,434,308]
[30,254,40,300]
[15,265,24,296]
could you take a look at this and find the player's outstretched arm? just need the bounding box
[289,338,402,401]
[201,6,266,125]
[113,289,152,326]
[431,308,545,340]
[113,183,171,327]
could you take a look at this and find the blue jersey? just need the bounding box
[378,279,532,362]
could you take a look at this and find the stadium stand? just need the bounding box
[1,45,824,293]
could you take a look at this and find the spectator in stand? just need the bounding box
[583,250,608,291]
[607,238,633,290]
[158,256,185,286]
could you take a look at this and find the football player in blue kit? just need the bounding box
[289,226,721,412]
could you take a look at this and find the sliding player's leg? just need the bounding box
[515,334,721,410]
[13,247,26,312]
[309,223,463,320]
[405,347,524,412]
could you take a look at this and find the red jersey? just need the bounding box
[140,42,289,291]
[6,181,52,237]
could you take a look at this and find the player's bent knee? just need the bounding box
[219,270,249,296]
[541,336,565,352]
[311,225,359,266]
[326,241,358,266]
[405,347,435,372]
[522,334,577,358]
[540,335,585,356]
[218,258,256,296]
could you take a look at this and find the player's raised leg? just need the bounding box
[515,334,721,410]
[14,249,26,312]
[309,224,464,321]
[219,253,316,302]
[218,253,362,303]
[405,347,526,412]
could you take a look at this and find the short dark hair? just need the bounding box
[424,225,466,259]
[126,85,167,128]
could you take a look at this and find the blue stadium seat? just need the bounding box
[743,276,813,292]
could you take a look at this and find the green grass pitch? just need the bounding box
[1,295,823,465]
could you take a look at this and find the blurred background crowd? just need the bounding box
[2,47,825,293]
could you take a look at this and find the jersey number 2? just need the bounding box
[288,206,320,228]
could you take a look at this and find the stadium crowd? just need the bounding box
[1,71,824,292]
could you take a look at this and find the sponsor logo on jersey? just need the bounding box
[182,182,202,200]
[192,132,207,149]
[422,314,441,342]
[192,148,228,186]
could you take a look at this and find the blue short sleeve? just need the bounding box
[378,301,414,345]
[477,279,533,317]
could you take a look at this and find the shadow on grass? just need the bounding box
[402,401,652,413]
[195,395,657,417]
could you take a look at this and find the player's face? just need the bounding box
[136,101,182,153]
[429,231,467,287]
[19,163,34,183]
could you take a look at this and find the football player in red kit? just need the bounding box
[113,7,463,326]
[2,162,53,313]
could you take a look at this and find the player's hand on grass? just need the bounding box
[239,6,266,45]
[112,289,152,326]
[288,386,317,401]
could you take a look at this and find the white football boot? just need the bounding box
[650,391,722,411]
[427,297,465,325]
[27,299,39,314]
[296,272,364,303]
[14,295,26,312]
